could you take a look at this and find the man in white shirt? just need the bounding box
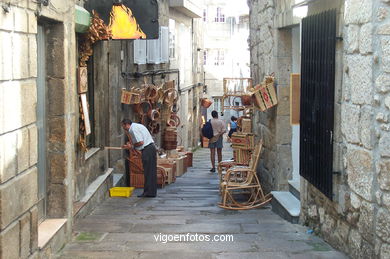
[121,119,157,197]
[209,110,226,172]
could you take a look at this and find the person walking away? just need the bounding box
[121,119,157,197]
[209,110,226,172]
[228,116,238,140]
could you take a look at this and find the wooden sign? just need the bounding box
[290,73,301,125]
[78,67,88,94]
[80,94,91,135]
[84,0,159,39]
[252,78,278,112]
[121,89,132,104]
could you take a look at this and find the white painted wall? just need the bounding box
[291,25,300,181]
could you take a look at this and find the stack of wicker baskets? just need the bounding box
[163,126,177,150]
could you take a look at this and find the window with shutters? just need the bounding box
[134,39,146,64]
[215,7,225,23]
[169,19,176,59]
[160,26,169,63]
[214,49,224,66]
[134,26,169,64]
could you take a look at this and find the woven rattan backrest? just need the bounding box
[249,139,263,171]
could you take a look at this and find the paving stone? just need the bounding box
[57,139,345,258]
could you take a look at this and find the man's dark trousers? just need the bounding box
[141,144,157,196]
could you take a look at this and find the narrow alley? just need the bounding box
[57,142,346,259]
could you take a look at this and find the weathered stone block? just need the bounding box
[350,191,361,209]
[20,212,31,258]
[347,55,373,105]
[30,206,38,252]
[275,144,292,185]
[12,33,29,79]
[383,57,390,72]
[359,23,372,54]
[14,7,28,33]
[382,193,390,209]
[321,214,336,236]
[375,112,389,123]
[341,103,360,143]
[0,131,17,183]
[10,0,28,8]
[379,132,390,157]
[48,78,66,116]
[29,34,37,78]
[348,228,362,258]
[275,58,291,85]
[357,200,375,243]
[0,31,13,81]
[0,8,13,31]
[48,152,67,184]
[28,125,38,166]
[347,148,374,201]
[375,73,390,93]
[360,105,374,149]
[0,167,38,228]
[378,159,390,191]
[47,184,67,217]
[0,86,3,135]
[377,7,388,21]
[0,222,20,259]
[17,127,30,174]
[276,85,289,116]
[48,117,66,144]
[346,24,359,53]
[381,243,390,259]
[376,208,390,242]
[382,37,390,57]
[343,71,351,101]
[377,23,390,35]
[46,26,65,78]
[345,0,372,24]
[361,239,375,259]
[27,10,37,34]
[2,81,37,132]
[385,96,390,110]
[275,116,291,145]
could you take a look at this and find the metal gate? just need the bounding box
[300,10,336,200]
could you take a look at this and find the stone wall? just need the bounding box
[301,0,390,258]
[248,0,292,192]
[0,0,77,258]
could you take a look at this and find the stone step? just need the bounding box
[270,191,300,224]
[288,180,300,200]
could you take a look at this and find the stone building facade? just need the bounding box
[0,0,78,258]
[248,0,390,258]
[0,0,204,258]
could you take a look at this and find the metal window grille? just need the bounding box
[300,9,336,200]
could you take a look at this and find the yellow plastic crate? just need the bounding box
[109,187,135,198]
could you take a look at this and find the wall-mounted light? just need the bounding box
[38,0,50,6]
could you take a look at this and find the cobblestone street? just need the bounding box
[57,143,347,259]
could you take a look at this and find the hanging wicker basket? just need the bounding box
[201,98,213,108]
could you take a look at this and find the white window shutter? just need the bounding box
[134,40,146,64]
[147,39,161,64]
[160,26,169,63]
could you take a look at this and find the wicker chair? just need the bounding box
[218,140,272,210]
[217,151,251,191]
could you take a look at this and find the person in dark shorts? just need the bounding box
[209,111,226,172]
